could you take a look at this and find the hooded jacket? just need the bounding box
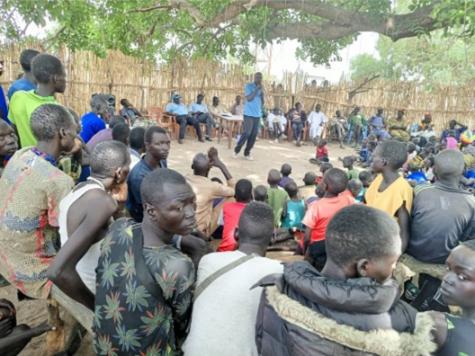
[255,261,436,356]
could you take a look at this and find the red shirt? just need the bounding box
[302,194,355,242]
[316,145,328,160]
[217,202,247,252]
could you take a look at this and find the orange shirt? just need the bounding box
[302,194,355,242]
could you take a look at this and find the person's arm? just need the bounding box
[168,259,195,343]
[245,84,260,102]
[180,234,211,267]
[427,311,448,352]
[47,193,117,310]
[208,147,233,182]
[282,200,288,219]
[396,204,410,252]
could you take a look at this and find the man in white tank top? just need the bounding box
[47,141,131,310]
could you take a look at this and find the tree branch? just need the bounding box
[131,0,442,42]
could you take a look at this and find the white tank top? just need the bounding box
[59,182,106,294]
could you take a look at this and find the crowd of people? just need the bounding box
[0,49,474,356]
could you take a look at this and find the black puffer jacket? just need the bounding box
[255,261,437,356]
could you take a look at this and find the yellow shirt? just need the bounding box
[365,174,413,217]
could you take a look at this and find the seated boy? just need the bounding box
[183,202,283,356]
[47,141,131,309]
[310,140,329,165]
[408,149,475,312]
[342,155,359,180]
[365,140,413,251]
[217,179,253,252]
[94,169,196,355]
[302,168,354,269]
[267,169,289,228]
[278,163,294,188]
[298,172,317,202]
[358,170,373,190]
[348,179,364,203]
[281,181,305,230]
[254,185,268,202]
[431,240,475,355]
[256,205,436,356]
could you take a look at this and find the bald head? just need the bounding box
[192,153,210,176]
[324,168,348,195]
[434,149,464,180]
[267,169,281,185]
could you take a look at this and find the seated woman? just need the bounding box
[388,110,410,142]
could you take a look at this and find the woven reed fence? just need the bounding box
[1,43,474,132]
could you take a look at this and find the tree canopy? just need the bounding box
[1,0,474,65]
[350,32,475,87]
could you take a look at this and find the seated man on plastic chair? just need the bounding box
[165,93,204,144]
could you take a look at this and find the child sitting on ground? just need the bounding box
[298,172,317,203]
[256,204,436,356]
[217,179,253,252]
[302,168,355,270]
[365,140,413,251]
[358,170,373,189]
[310,140,329,165]
[342,156,359,180]
[278,163,294,188]
[281,181,305,230]
[348,179,364,203]
[316,162,333,186]
[431,240,475,355]
[267,169,289,228]
[254,185,268,202]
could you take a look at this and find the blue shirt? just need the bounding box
[166,102,188,116]
[7,78,36,100]
[370,115,384,129]
[80,112,106,143]
[190,102,208,114]
[243,82,263,118]
[0,86,8,123]
[126,158,167,222]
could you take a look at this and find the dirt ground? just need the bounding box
[0,138,354,355]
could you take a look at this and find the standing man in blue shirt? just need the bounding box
[0,59,8,123]
[190,94,216,142]
[80,95,111,143]
[234,72,264,160]
[166,93,203,144]
[7,49,40,100]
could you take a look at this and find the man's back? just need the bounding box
[267,186,289,227]
[94,219,195,356]
[0,148,73,298]
[186,174,234,233]
[80,112,106,143]
[7,78,36,100]
[8,90,56,147]
[408,183,475,264]
[183,251,283,356]
[303,195,354,242]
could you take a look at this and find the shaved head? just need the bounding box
[434,149,464,180]
[324,168,348,195]
[192,153,210,176]
[267,169,281,185]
